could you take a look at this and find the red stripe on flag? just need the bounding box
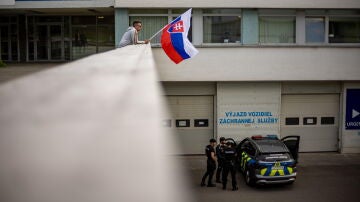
[161,25,183,64]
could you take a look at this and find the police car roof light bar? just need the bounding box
[251,135,263,140]
[266,135,279,140]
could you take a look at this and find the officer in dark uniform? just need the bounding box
[201,138,217,187]
[222,141,238,191]
[215,137,226,183]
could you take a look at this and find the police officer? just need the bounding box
[215,137,226,183]
[200,138,217,187]
[222,141,238,191]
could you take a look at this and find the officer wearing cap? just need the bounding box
[215,137,226,183]
[200,138,217,187]
[221,141,238,191]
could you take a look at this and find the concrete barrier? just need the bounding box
[0,44,192,202]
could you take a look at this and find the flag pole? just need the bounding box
[148,26,166,41]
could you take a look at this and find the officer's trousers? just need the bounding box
[222,164,237,189]
[215,160,224,182]
[201,160,216,185]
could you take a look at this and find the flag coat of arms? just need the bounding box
[161,9,199,64]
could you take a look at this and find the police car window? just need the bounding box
[241,140,250,150]
[247,144,256,156]
[242,141,256,156]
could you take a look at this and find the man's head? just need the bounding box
[226,141,234,147]
[209,138,217,147]
[219,137,226,144]
[132,20,143,32]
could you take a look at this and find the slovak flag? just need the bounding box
[161,8,199,64]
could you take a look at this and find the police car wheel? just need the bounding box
[245,169,255,186]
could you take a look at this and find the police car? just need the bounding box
[236,135,300,186]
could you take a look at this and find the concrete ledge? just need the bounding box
[0,44,191,202]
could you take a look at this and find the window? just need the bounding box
[129,16,168,44]
[259,16,295,43]
[203,9,241,43]
[306,17,325,43]
[321,117,335,125]
[129,9,168,15]
[285,117,299,125]
[72,26,96,59]
[329,17,360,43]
[37,16,63,23]
[162,119,172,127]
[303,117,317,125]
[71,16,114,60]
[97,16,115,53]
[0,16,9,23]
[72,16,96,25]
[194,119,209,127]
[129,9,168,44]
[176,119,190,127]
[0,16,19,61]
[242,141,256,156]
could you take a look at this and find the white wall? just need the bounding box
[153,47,360,81]
[0,0,14,6]
[115,0,360,8]
[217,82,281,141]
[0,0,113,8]
[341,83,360,153]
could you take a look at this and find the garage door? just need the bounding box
[280,94,339,152]
[166,96,214,154]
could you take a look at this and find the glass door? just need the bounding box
[0,17,19,62]
[50,25,62,60]
[0,25,9,61]
[35,24,63,61]
[36,25,48,60]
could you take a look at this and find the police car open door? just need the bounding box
[281,136,300,164]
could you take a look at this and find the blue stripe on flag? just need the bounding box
[168,17,190,59]
[170,33,190,59]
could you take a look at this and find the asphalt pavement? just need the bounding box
[179,153,360,202]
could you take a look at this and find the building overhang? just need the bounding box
[0,7,114,15]
[115,0,360,9]
[0,0,114,10]
[153,46,360,82]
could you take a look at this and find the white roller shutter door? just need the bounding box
[281,94,339,152]
[166,96,214,154]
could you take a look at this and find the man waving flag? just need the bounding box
[160,9,199,64]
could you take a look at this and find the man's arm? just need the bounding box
[131,29,136,45]
[216,146,221,158]
[211,151,217,161]
[136,39,150,44]
[133,30,149,44]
